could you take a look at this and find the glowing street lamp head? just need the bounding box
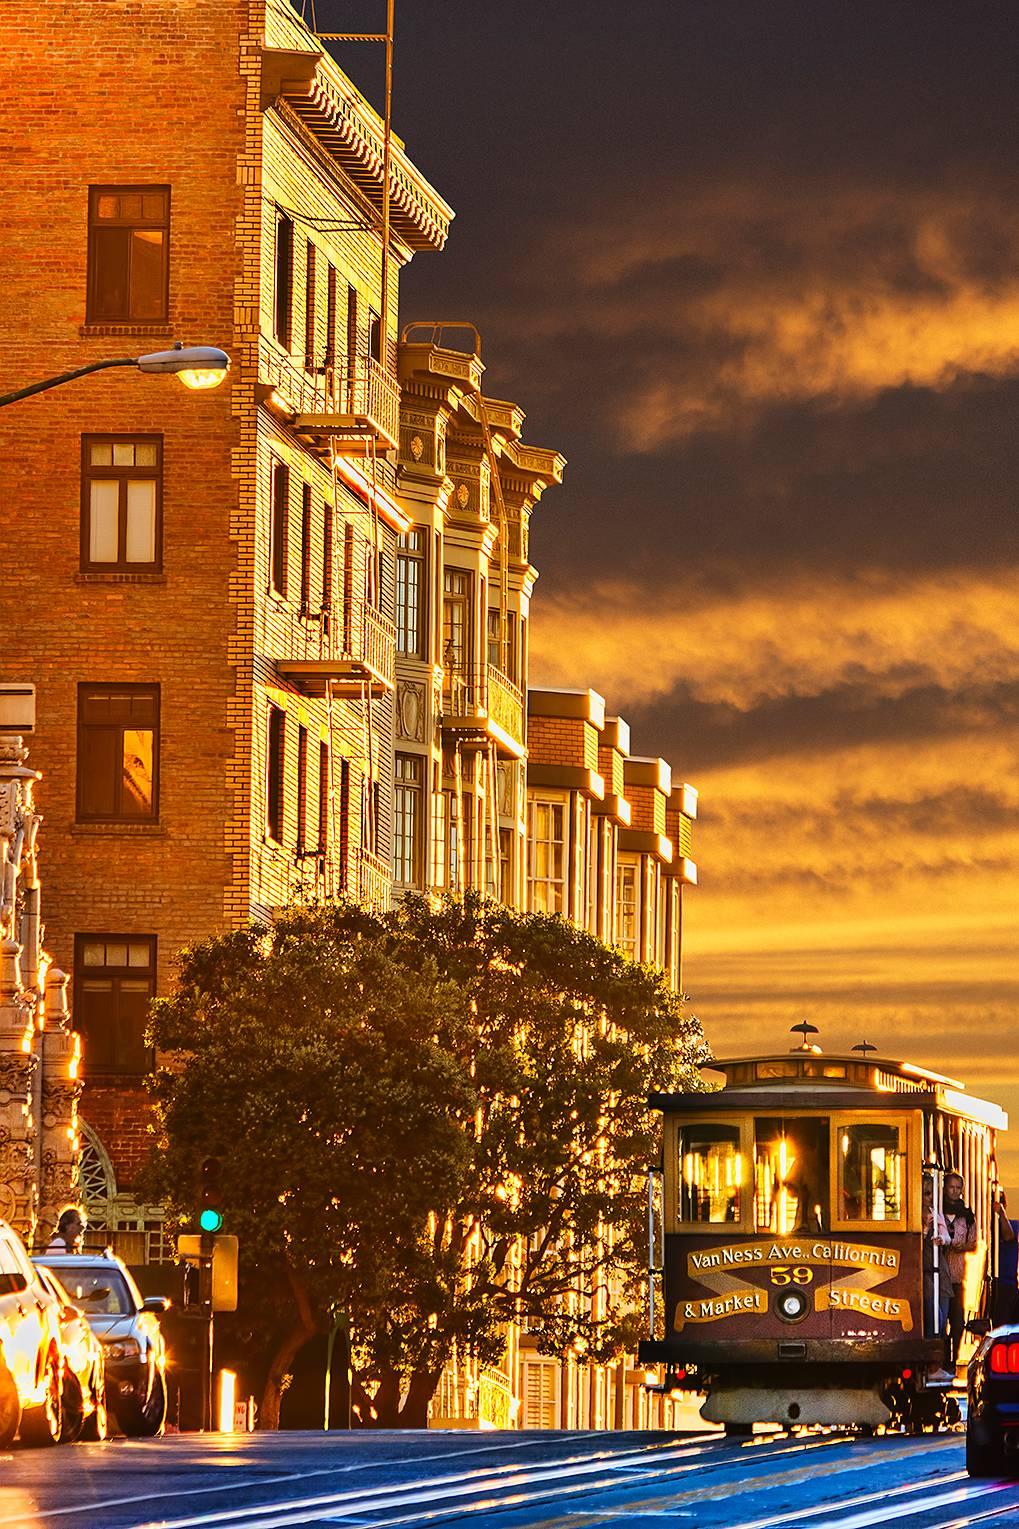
[136,345,230,391]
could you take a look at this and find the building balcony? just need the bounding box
[357,847,392,913]
[442,665,525,759]
[259,336,400,455]
[275,603,396,698]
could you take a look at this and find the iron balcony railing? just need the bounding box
[259,336,400,450]
[276,600,396,688]
[442,663,524,743]
[357,847,392,913]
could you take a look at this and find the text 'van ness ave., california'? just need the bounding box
[687,1242,900,1273]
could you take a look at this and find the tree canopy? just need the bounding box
[144,895,708,1427]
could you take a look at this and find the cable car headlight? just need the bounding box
[776,1287,809,1322]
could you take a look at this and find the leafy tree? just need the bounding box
[142,910,475,1428]
[144,896,708,1428]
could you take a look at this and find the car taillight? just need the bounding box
[990,1342,1019,1374]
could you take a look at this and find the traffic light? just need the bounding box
[199,1156,224,1233]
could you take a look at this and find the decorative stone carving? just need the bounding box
[396,681,427,743]
[0,732,80,1247]
[410,434,424,462]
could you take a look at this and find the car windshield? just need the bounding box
[48,1268,135,1315]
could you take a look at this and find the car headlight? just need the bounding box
[103,1337,141,1362]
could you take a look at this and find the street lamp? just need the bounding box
[0,343,231,408]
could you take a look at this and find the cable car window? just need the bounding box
[838,1122,904,1223]
[676,1123,742,1224]
[755,1061,798,1080]
[755,1118,829,1235]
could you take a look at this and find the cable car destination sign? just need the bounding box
[674,1238,911,1331]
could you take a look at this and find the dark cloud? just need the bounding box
[624,678,1019,774]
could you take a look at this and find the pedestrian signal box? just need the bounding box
[178,1233,239,1312]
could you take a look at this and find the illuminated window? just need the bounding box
[266,705,285,843]
[81,436,162,572]
[77,685,158,822]
[755,1117,830,1235]
[394,754,422,887]
[87,186,169,323]
[528,799,565,914]
[616,860,638,958]
[676,1123,742,1224]
[838,1121,905,1224]
[397,529,425,656]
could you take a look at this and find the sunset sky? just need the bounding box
[325,2,1019,1181]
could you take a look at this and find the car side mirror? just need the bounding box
[142,1296,170,1314]
[966,1317,992,1336]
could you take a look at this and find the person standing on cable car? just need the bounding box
[943,1171,978,1367]
[922,1174,953,1381]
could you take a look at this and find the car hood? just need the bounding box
[87,1314,137,1340]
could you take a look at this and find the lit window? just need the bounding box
[87,187,169,323]
[81,436,162,572]
[397,529,425,656]
[616,860,638,958]
[77,685,158,822]
[267,705,285,843]
[838,1121,905,1225]
[755,1117,830,1235]
[528,799,565,914]
[394,754,422,886]
[676,1123,742,1225]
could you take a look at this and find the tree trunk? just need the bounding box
[372,1366,402,1427]
[258,1262,319,1430]
[259,1318,315,1431]
[398,1364,442,1429]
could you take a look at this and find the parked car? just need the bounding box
[32,1263,108,1442]
[967,1322,1019,1475]
[35,1252,168,1437]
[0,1218,65,1447]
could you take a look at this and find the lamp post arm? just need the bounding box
[0,357,137,409]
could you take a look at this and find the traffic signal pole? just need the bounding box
[200,1231,215,1432]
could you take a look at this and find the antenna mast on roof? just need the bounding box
[852,1040,878,1057]
[790,1020,820,1053]
[316,1,396,366]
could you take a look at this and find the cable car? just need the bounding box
[638,1026,1008,1432]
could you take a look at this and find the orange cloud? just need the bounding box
[537,180,1019,447]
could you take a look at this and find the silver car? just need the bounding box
[35,1252,168,1437]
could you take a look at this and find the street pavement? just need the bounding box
[2,1427,1019,1528]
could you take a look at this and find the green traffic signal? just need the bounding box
[199,1207,224,1233]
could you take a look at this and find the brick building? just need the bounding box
[0,0,449,1250]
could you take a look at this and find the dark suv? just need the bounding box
[35,1252,168,1437]
[967,1323,1019,1475]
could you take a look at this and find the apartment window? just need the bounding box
[81,436,162,571]
[77,685,159,822]
[318,740,330,853]
[274,212,294,348]
[346,286,359,400]
[322,501,334,611]
[300,484,313,612]
[74,935,156,1075]
[304,241,317,369]
[296,725,309,853]
[528,799,565,914]
[431,791,448,889]
[443,569,471,676]
[325,264,338,370]
[270,459,289,596]
[394,754,423,886]
[499,827,513,905]
[486,609,517,676]
[338,757,351,890]
[368,309,382,364]
[343,522,355,650]
[267,705,285,843]
[397,529,426,656]
[617,861,638,959]
[87,186,169,323]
